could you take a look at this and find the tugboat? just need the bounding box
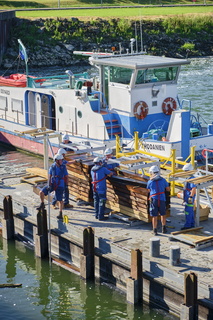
[0,39,212,161]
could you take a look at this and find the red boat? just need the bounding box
[0,73,28,87]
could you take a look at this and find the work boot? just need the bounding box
[153,228,158,236]
[57,212,63,220]
[162,225,167,234]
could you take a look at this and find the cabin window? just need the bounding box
[11,99,23,114]
[136,67,178,84]
[0,96,8,111]
[59,106,63,113]
[77,111,82,118]
[109,66,133,85]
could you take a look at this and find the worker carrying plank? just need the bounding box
[147,165,170,235]
[91,157,113,220]
[181,163,196,230]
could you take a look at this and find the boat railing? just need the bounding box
[178,98,192,111]
[28,72,89,89]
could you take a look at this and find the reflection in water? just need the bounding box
[0,237,178,320]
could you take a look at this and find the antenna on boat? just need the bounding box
[135,22,138,53]
[18,39,29,85]
[140,18,143,52]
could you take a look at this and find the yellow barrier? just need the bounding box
[115,131,196,196]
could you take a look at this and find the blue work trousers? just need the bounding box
[52,185,69,205]
[184,203,195,228]
[93,192,106,220]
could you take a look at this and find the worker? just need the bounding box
[51,148,73,209]
[38,154,68,220]
[62,133,76,152]
[103,148,119,174]
[147,165,170,235]
[91,157,113,220]
[181,163,196,230]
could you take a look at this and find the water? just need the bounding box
[1,56,212,319]
[177,56,213,124]
[0,237,177,320]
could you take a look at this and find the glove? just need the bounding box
[188,196,193,204]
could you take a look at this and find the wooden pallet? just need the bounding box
[170,227,213,250]
[21,174,47,185]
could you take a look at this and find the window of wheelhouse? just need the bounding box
[109,66,133,85]
[135,66,179,84]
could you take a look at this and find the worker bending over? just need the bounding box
[147,165,170,235]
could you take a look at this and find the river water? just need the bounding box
[0,56,212,319]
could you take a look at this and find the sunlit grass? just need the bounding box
[15,6,213,19]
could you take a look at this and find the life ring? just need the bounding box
[162,97,177,115]
[133,101,148,120]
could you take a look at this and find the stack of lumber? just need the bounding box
[65,154,94,202]
[106,171,170,223]
[26,156,170,222]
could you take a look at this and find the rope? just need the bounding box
[1,55,24,77]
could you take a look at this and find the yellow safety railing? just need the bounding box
[116,132,196,196]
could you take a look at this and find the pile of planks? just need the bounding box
[65,154,94,202]
[26,154,170,222]
[106,170,170,223]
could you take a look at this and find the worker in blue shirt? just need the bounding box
[38,153,68,220]
[91,157,113,220]
[103,148,119,174]
[62,133,76,152]
[51,148,73,209]
[181,163,196,230]
[147,165,170,235]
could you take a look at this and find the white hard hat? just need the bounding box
[149,165,160,174]
[182,163,193,171]
[104,148,113,156]
[58,148,67,155]
[54,154,63,161]
[93,157,103,163]
[62,134,69,141]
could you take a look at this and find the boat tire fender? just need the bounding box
[162,97,177,115]
[133,101,149,120]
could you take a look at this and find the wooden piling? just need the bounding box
[80,226,94,280]
[126,249,143,304]
[34,207,48,258]
[2,196,14,240]
[180,272,198,320]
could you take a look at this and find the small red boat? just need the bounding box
[0,73,28,87]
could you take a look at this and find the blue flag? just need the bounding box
[18,39,28,62]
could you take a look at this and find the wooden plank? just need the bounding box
[171,227,203,235]
[30,130,55,136]
[18,127,46,134]
[170,170,197,178]
[26,167,48,178]
[186,175,213,184]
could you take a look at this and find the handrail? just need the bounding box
[202,148,213,159]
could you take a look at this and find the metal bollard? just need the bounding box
[170,245,181,266]
[150,237,160,257]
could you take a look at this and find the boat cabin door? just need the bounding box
[38,94,56,130]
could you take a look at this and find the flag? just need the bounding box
[18,39,28,63]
